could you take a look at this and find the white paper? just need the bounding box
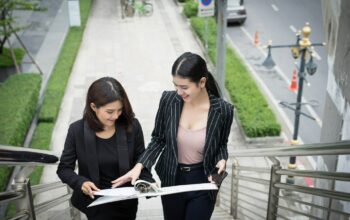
[89,183,218,207]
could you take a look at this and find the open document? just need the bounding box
[89,180,218,207]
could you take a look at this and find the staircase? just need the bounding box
[2,141,350,220]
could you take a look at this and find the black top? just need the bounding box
[96,132,119,189]
[57,118,154,217]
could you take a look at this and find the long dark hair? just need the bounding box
[83,77,134,132]
[171,52,221,97]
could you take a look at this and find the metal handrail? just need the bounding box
[276,169,350,181]
[31,181,67,194]
[35,194,72,215]
[0,145,79,220]
[277,195,350,217]
[0,191,23,205]
[275,183,350,202]
[277,205,323,220]
[230,141,350,220]
[230,140,350,157]
[0,145,59,165]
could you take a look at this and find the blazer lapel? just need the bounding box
[83,121,99,185]
[170,95,183,161]
[203,95,222,157]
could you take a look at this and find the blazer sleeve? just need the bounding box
[132,119,154,182]
[215,103,234,163]
[56,125,89,191]
[137,91,169,171]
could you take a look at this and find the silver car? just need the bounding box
[227,0,247,25]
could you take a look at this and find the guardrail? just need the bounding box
[229,141,350,220]
[0,145,79,220]
[2,141,350,220]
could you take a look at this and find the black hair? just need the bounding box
[171,52,221,97]
[83,77,134,132]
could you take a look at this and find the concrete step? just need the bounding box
[136,206,233,220]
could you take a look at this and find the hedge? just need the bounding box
[183,0,198,18]
[0,73,42,191]
[190,16,281,137]
[0,48,25,67]
[29,123,55,185]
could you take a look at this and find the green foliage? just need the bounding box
[0,73,41,191]
[0,47,25,67]
[0,167,12,192]
[29,122,54,185]
[39,0,92,122]
[0,0,44,54]
[0,74,42,145]
[183,0,198,18]
[190,17,281,137]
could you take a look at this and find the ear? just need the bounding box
[199,77,207,88]
[90,103,97,112]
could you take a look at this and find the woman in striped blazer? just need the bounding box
[113,52,234,220]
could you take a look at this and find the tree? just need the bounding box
[0,0,41,70]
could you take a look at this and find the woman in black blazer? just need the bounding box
[57,77,153,220]
[113,52,234,220]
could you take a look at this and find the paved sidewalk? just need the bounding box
[37,0,236,219]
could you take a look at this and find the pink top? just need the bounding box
[177,125,206,164]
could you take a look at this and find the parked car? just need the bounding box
[226,0,247,25]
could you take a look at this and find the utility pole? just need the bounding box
[262,23,325,184]
[216,0,227,94]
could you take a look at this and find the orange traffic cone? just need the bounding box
[254,31,260,46]
[289,69,298,92]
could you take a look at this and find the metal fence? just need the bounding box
[1,141,350,220]
[0,145,79,220]
[229,141,350,220]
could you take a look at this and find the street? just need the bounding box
[227,0,328,147]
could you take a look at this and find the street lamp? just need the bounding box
[262,23,325,184]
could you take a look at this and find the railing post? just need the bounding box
[12,178,36,220]
[230,158,239,219]
[266,160,281,220]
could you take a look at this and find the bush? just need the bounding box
[183,0,198,18]
[29,122,55,185]
[0,74,42,145]
[190,17,281,137]
[0,48,25,67]
[0,73,41,191]
[39,0,92,122]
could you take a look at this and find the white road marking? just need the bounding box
[312,50,322,60]
[271,4,279,12]
[289,25,297,33]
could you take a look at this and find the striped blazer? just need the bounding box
[138,91,234,187]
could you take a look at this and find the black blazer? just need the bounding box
[138,91,234,187]
[57,118,152,216]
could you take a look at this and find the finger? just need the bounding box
[90,183,100,191]
[88,188,94,199]
[111,176,126,184]
[131,176,138,185]
[111,181,124,188]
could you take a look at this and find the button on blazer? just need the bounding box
[138,91,234,187]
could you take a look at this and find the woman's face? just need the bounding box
[91,100,123,129]
[173,75,206,103]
